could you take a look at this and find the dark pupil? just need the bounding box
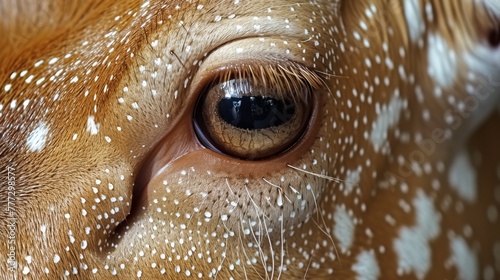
[218,96,295,130]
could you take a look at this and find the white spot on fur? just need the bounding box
[370,94,404,152]
[333,206,355,253]
[40,224,47,238]
[483,266,495,280]
[404,0,425,42]
[394,190,441,279]
[344,168,361,195]
[26,122,49,152]
[427,33,457,88]
[352,250,380,280]
[462,44,500,129]
[449,236,478,280]
[448,149,477,203]
[488,205,498,223]
[87,115,100,135]
[481,0,500,16]
[463,43,500,78]
[494,242,500,271]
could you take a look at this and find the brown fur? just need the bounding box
[1,0,500,279]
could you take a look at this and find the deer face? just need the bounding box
[1,0,500,279]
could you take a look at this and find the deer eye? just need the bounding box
[193,63,320,160]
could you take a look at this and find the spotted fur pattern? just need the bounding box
[1,0,500,279]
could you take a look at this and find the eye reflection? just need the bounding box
[218,89,296,130]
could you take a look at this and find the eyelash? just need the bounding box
[204,60,325,101]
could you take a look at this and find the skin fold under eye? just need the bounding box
[193,62,323,160]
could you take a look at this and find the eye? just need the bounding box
[193,62,322,160]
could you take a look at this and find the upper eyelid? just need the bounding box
[199,60,326,97]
